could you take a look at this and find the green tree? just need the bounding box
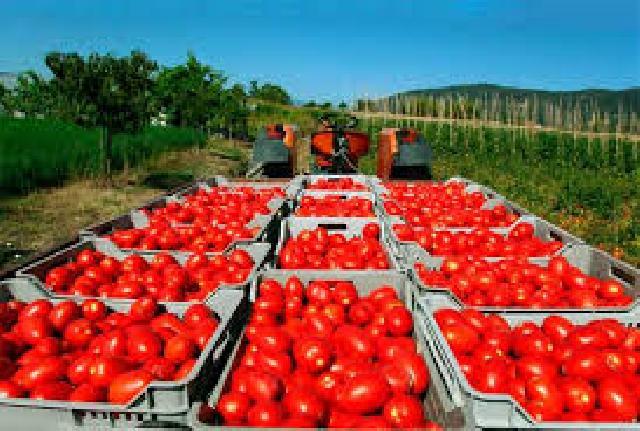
[304,100,317,108]
[338,101,347,109]
[45,50,158,176]
[10,71,56,117]
[248,81,291,105]
[155,53,226,128]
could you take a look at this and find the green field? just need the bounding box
[0,117,206,195]
[359,118,640,266]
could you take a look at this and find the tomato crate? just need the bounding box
[419,304,640,430]
[292,174,376,192]
[293,191,379,219]
[79,210,278,255]
[273,216,402,274]
[389,215,585,269]
[380,196,530,259]
[188,272,447,429]
[14,238,270,304]
[412,244,640,314]
[0,281,247,429]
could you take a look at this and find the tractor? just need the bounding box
[376,128,432,180]
[310,116,370,174]
[249,124,297,178]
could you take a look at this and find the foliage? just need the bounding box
[249,80,291,105]
[0,117,205,195]
[46,51,157,133]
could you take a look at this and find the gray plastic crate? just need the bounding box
[293,174,374,191]
[81,212,276,255]
[380,196,531,260]
[190,272,447,429]
[0,281,246,429]
[419,302,640,430]
[391,215,584,268]
[411,243,640,314]
[274,216,401,273]
[16,238,270,304]
[293,191,378,219]
[214,176,301,200]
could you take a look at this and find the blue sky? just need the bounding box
[1,0,639,101]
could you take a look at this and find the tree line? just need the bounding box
[0,51,291,175]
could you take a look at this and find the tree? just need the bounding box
[338,101,347,109]
[304,100,317,108]
[154,53,226,129]
[45,51,158,176]
[10,71,56,117]
[321,102,332,109]
[248,81,291,105]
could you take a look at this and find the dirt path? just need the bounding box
[0,140,248,272]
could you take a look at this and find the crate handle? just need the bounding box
[612,265,636,286]
[318,223,347,231]
[549,230,563,242]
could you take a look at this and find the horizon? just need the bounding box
[2,1,639,102]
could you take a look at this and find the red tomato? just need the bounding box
[383,394,425,428]
[559,377,596,414]
[126,328,161,362]
[30,381,73,401]
[217,391,250,425]
[13,357,66,389]
[48,301,80,331]
[173,359,196,381]
[108,370,153,404]
[183,304,214,328]
[597,377,638,421]
[164,335,196,363]
[334,373,390,415]
[282,389,325,424]
[143,357,176,380]
[384,307,413,336]
[69,384,106,402]
[19,316,53,345]
[246,371,282,402]
[81,299,107,321]
[293,337,332,374]
[246,400,283,427]
[89,357,128,388]
[0,380,25,398]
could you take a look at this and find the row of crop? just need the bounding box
[0,117,206,195]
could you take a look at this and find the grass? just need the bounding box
[0,138,250,271]
[0,117,207,195]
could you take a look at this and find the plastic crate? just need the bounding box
[190,272,447,429]
[274,216,401,273]
[419,302,640,430]
[0,281,247,429]
[391,215,584,268]
[380,196,531,259]
[15,238,270,303]
[293,191,379,219]
[410,243,640,314]
[215,176,301,200]
[292,174,375,191]
[80,211,277,255]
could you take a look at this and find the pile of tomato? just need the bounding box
[0,297,217,404]
[44,248,254,301]
[306,178,369,191]
[395,222,564,258]
[295,195,375,217]
[435,308,640,422]
[278,224,390,270]
[148,187,282,226]
[103,187,284,252]
[415,254,631,308]
[211,277,442,429]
